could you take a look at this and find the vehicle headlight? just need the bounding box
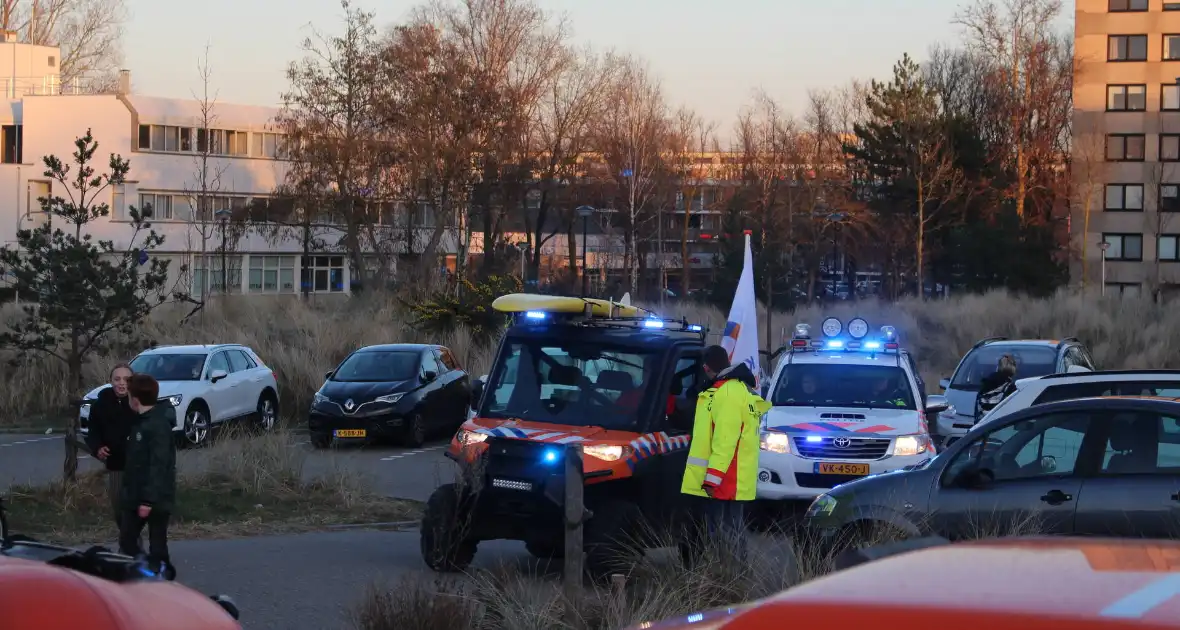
[79,403,91,416]
[457,429,487,446]
[806,493,838,517]
[159,395,182,407]
[375,392,404,404]
[583,445,630,462]
[759,430,791,454]
[893,434,930,457]
[312,392,328,405]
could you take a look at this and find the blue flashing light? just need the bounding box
[805,435,822,443]
[525,311,546,320]
[863,341,881,350]
[541,448,559,464]
[825,340,844,349]
[643,319,664,328]
[687,324,703,332]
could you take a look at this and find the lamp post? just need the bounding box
[576,205,595,297]
[515,241,528,284]
[1099,240,1110,297]
[215,208,232,294]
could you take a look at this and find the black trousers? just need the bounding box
[118,508,171,566]
[679,495,749,567]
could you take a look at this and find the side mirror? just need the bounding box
[324,370,334,380]
[209,369,228,383]
[938,378,950,391]
[925,394,952,416]
[471,377,485,410]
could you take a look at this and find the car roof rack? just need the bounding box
[510,310,708,340]
[972,336,1008,349]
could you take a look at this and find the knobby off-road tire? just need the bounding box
[420,483,477,572]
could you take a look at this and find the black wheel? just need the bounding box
[525,540,564,560]
[402,412,426,448]
[255,391,279,432]
[421,483,477,572]
[309,433,331,449]
[585,499,643,581]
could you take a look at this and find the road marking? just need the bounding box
[1101,574,1180,618]
[380,445,443,461]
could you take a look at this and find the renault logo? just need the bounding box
[832,436,852,448]
[344,399,355,411]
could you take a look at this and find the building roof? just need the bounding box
[124,95,279,130]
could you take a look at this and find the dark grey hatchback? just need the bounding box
[803,396,1180,543]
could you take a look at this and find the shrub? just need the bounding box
[405,274,522,345]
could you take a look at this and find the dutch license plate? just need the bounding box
[334,429,366,438]
[815,462,869,476]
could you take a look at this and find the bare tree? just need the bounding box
[1070,116,1106,294]
[668,106,717,297]
[595,57,668,294]
[1146,160,1179,300]
[4,0,128,89]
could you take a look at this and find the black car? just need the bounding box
[803,395,1180,545]
[308,344,471,448]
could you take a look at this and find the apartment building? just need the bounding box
[1074,0,1180,297]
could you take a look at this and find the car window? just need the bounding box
[950,345,1058,391]
[943,412,1091,484]
[421,350,442,376]
[1099,412,1180,474]
[771,363,916,410]
[672,355,699,397]
[205,352,230,377]
[226,350,252,373]
[437,348,459,371]
[236,350,258,369]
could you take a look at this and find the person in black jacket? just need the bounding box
[119,373,177,574]
[84,363,136,527]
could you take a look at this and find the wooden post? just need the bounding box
[563,443,584,600]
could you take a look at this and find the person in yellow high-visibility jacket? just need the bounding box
[680,345,771,561]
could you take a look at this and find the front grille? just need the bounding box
[795,472,864,489]
[792,436,891,460]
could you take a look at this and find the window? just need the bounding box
[1106,84,1147,111]
[138,124,150,150]
[226,350,252,373]
[150,125,164,151]
[437,348,460,371]
[129,353,207,381]
[1034,381,1180,406]
[770,363,916,410]
[333,350,420,382]
[205,352,230,377]
[301,256,345,293]
[421,351,442,378]
[1099,412,1180,474]
[1161,135,1180,162]
[193,255,243,294]
[247,255,296,293]
[180,127,193,152]
[1108,35,1148,61]
[231,349,257,370]
[1168,2,1180,9]
[1163,185,1180,213]
[1164,85,1180,112]
[138,193,174,220]
[250,132,288,159]
[1108,0,1147,10]
[1104,184,1144,211]
[1160,235,1180,262]
[1106,134,1146,161]
[1167,35,1180,61]
[226,131,248,156]
[112,184,125,220]
[1105,282,1142,297]
[944,413,1091,484]
[1103,233,1143,261]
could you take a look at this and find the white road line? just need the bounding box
[379,445,443,461]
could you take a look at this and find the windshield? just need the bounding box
[950,345,1057,391]
[482,339,655,430]
[129,353,206,381]
[333,351,420,382]
[770,363,916,410]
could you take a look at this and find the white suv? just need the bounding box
[756,319,947,502]
[971,369,1180,433]
[79,344,280,447]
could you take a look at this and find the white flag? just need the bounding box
[720,234,761,388]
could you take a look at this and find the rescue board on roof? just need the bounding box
[491,293,654,319]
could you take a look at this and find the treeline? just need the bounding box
[266,0,1073,304]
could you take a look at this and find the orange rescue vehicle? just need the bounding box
[629,537,1180,630]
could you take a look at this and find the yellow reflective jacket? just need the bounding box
[681,363,772,501]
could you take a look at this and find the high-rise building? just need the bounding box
[1073,0,1180,298]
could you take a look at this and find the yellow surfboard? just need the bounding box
[492,293,654,318]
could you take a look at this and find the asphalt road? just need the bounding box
[0,432,455,501]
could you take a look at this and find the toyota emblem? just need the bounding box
[344,399,355,411]
[832,436,852,448]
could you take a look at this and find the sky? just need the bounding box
[121,0,1074,135]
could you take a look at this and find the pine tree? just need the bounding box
[0,130,172,481]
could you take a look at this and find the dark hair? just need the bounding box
[127,374,159,405]
[703,345,730,373]
[110,363,133,378]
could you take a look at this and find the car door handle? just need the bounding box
[1040,490,1073,505]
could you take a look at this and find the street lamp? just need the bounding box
[215,208,232,294]
[515,241,528,284]
[1099,240,1110,297]
[576,205,595,297]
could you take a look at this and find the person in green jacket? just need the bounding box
[118,374,177,573]
[680,345,771,562]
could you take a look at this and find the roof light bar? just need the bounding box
[643,319,664,329]
[848,318,869,339]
